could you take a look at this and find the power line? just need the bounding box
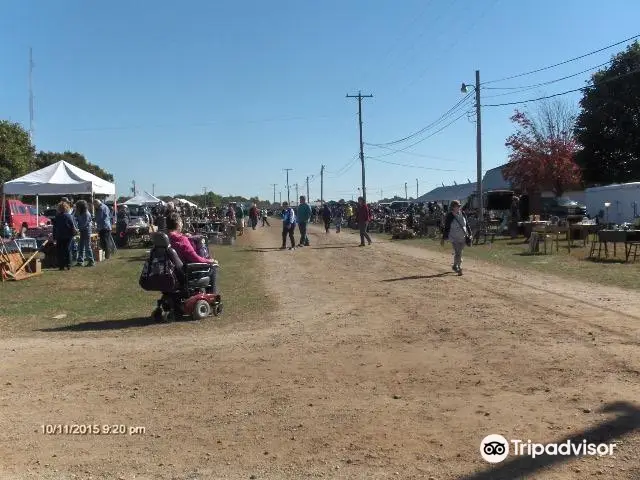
[483,66,640,107]
[367,93,473,147]
[367,110,471,158]
[365,144,462,162]
[367,156,461,172]
[481,61,612,98]
[483,33,640,85]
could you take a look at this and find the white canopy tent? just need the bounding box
[3,160,116,224]
[174,198,198,207]
[123,191,164,206]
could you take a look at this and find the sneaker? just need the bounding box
[76,262,83,267]
[452,265,458,272]
[280,246,286,250]
[85,261,95,267]
[457,268,463,276]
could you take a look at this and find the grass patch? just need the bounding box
[382,233,640,290]
[0,242,272,337]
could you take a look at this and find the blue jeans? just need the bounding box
[77,230,94,263]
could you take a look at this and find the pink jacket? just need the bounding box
[168,232,210,264]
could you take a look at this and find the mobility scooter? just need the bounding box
[140,232,222,321]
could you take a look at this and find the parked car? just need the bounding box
[0,199,50,229]
[540,197,587,221]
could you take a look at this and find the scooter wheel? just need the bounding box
[192,300,212,320]
[151,308,164,322]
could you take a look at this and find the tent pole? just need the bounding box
[91,190,94,216]
[36,195,39,226]
[1,192,5,226]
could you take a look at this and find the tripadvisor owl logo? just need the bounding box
[480,434,509,463]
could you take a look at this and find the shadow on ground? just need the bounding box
[458,401,640,480]
[382,273,454,282]
[37,316,178,332]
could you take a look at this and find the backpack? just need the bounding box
[139,249,178,292]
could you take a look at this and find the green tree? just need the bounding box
[0,120,35,185]
[575,41,640,185]
[35,151,114,182]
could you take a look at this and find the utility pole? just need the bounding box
[380,189,383,200]
[294,183,299,205]
[475,69,483,226]
[404,182,408,200]
[416,178,419,199]
[320,165,325,203]
[279,191,282,204]
[270,184,277,205]
[152,184,155,196]
[203,187,206,208]
[131,180,137,196]
[306,176,310,202]
[284,168,292,204]
[346,91,373,203]
[29,47,34,143]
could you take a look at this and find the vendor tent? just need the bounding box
[123,191,164,206]
[175,198,198,207]
[3,161,116,225]
[3,160,115,196]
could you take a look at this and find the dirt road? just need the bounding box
[2,221,640,479]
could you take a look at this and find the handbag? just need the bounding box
[453,215,472,247]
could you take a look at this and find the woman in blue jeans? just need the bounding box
[74,200,95,266]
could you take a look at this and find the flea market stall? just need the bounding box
[1,161,116,277]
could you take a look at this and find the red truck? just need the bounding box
[1,199,50,229]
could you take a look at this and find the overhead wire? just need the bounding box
[367,109,472,158]
[366,92,473,147]
[482,33,640,85]
[483,65,640,107]
[481,61,612,98]
[367,157,460,172]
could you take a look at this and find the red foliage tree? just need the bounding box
[503,102,582,198]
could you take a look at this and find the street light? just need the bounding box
[461,70,483,230]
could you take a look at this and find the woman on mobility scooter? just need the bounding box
[142,212,222,321]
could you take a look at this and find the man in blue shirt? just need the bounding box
[280,202,296,250]
[93,199,113,259]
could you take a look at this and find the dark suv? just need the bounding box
[541,197,587,221]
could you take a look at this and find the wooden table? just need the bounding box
[589,230,640,262]
[532,225,571,253]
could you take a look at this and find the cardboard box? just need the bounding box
[92,248,105,262]
[28,258,42,274]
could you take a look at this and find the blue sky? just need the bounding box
[1,0,639,202]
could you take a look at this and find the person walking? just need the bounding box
[235,203,246,236]
[441,199,472,276]
[249,203,259,230]
[296,196,312,247]
[93,199,113,259]
[333,201,345,233]
[74,200,95,266]
[52,201,77,271]
[321,203,332,233]
[280,202,296,250]
[355,196,372,246]
[261,208,271,227]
